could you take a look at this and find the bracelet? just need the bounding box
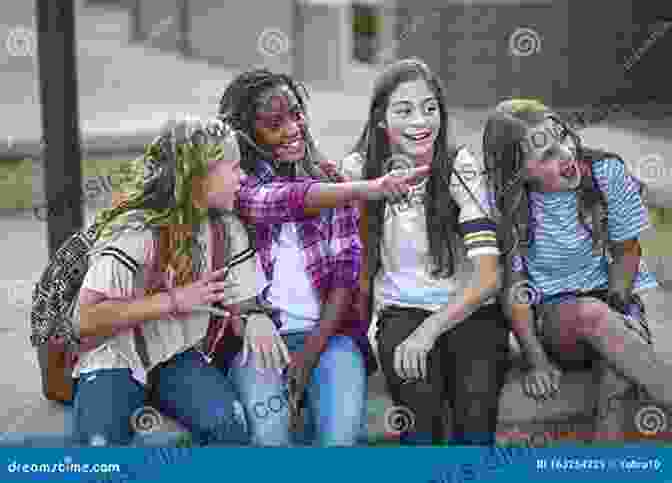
[166,288,180,318]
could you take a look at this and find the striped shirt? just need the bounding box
[515,158,658,303]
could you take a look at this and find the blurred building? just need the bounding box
[86,0,397,90]
[46,0,671,107]
[396,0,672,107]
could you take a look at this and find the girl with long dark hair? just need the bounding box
[352,58,509,445]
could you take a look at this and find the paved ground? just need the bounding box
[1,2,671,444]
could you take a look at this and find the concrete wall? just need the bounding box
[394,0,652,108]
[294,1,349,89]
[189,0,294,75]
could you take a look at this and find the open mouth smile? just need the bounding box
[403,130,433,144]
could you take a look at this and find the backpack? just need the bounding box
[30,220,155,403]
[31,212,262,403]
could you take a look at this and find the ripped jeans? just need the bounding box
[73,349,249,446]
[228,332,368,446]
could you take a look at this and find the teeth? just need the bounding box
[406,132,431,140]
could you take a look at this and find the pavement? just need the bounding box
[1,1,672,444]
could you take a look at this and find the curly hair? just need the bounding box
[217,68,335,181]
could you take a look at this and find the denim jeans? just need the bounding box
[228,332,367,446]
[72,349,249,446]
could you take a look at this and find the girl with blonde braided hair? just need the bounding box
[72,118,258,446]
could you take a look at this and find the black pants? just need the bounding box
[376,303,510,445]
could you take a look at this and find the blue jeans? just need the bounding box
[72,349,249,446]
[228,332,367,446]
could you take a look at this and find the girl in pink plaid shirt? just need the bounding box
[214,68,428,446]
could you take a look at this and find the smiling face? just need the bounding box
[521,118,581,192]
[253,84,307,163]
[383,79,441,166]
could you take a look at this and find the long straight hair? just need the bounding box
[353,58,461,278]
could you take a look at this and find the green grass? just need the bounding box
[1,155,672,261]
[0,158,129,210]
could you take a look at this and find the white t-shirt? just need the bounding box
[72,217,260,384]
[374,148,500,312]
[259,223,321,334]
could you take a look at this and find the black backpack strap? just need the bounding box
[132,229,158,372]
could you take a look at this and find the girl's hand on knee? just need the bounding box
[394,327,438,381]
[239,314,291,374]
[522,363,562,402]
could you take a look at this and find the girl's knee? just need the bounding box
[556,298,609,336]
[576,299,611,336]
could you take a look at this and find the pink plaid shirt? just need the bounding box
[236,161,375,372]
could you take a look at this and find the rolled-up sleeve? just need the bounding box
[449,148,500,258]
[236,176,321,225]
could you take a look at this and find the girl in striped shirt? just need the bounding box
[484,99,672,437]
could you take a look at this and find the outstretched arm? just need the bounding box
[238,166,430,225]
